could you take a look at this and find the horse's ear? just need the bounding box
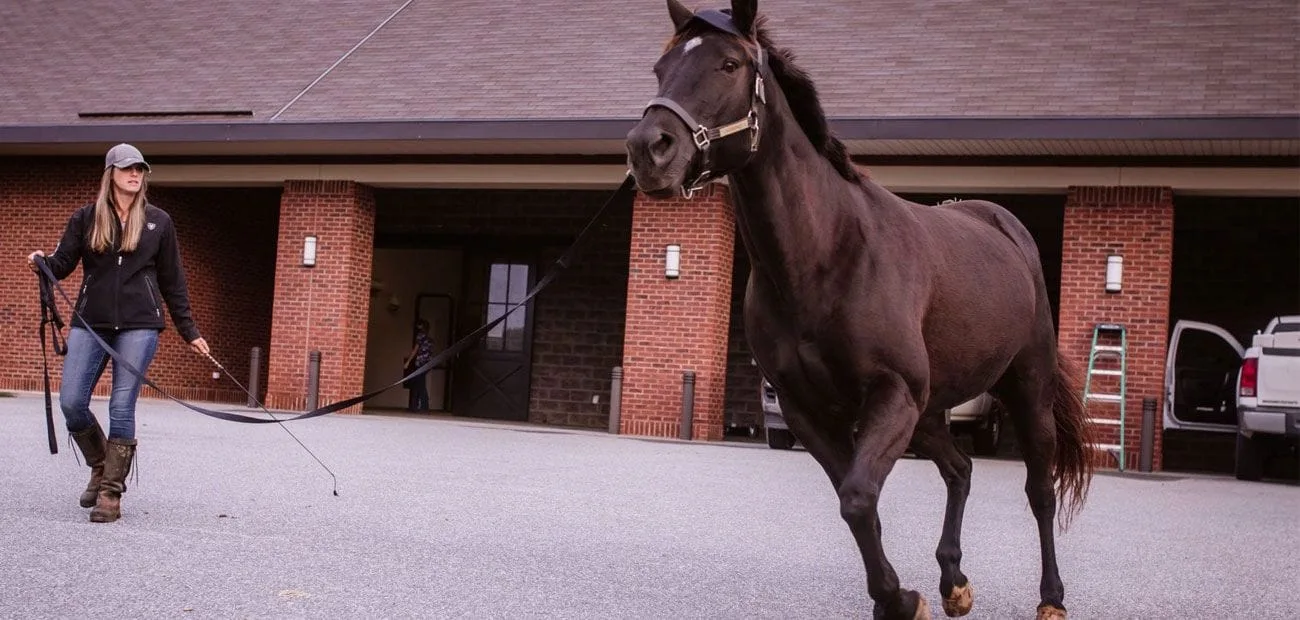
[730,0,757,35]
[667,0,693,30]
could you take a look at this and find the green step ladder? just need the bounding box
[1083,323,1128,471]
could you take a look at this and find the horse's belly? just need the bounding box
[923,279,1036,406]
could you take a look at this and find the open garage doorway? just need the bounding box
[364,247,462,413]
[363,188,633,426]
[1163,195,1300,476]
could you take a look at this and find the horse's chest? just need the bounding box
[743,277,864,406]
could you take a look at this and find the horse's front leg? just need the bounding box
[840,377,929,620]
[909,413,974,617]
[779,402,853,488]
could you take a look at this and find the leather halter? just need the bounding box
[642,18,768,199]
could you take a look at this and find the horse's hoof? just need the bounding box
[1035,604,1067,620]
[913,596,932,620]
[876,591,931,620]
[941,582,973,617]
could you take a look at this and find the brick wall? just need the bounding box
[1059,186,1174,470]
[266,181,375,413]
[0,158,275,405]
[375,188,634,428]
[621,186,735,440]
[0,159,99,393]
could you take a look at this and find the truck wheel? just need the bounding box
[767,428,797,450]
[971,408,1002,457]
[1234,432,1265,481]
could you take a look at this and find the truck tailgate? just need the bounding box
[1256,333,1300,408]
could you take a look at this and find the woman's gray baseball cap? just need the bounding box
[104,143,150,172]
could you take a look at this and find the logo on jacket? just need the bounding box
[147,222,157,231]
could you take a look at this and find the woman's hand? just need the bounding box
[189,337,210,356]
[27,250,45,272]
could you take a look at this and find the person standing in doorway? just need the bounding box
[26,143,209,523]
[404,319,434,412]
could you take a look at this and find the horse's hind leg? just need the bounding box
[993,352,1068,619]
[840,377,931,620]
[909,412,974,617]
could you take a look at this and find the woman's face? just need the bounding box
[111,164,147,197]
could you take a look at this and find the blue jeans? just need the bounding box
[60,327,160,440]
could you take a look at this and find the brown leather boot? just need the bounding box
[70,422,107,508]
[90,438,137,523]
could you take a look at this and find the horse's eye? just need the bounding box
[722,59,741,73]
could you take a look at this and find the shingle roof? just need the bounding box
[1,1,1297,160]
[2,0,1295,126]
[1,0,414,124]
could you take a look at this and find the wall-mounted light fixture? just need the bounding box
[387,294,401,312]
[302,236,318,267]
[665,244,681,279]
[1105,254,1123,293]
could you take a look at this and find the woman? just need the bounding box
[404,319,434,412]
[27,143,209,523]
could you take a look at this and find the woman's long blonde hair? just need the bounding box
[89,167,148,253]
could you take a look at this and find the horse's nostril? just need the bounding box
[650,132,674,160]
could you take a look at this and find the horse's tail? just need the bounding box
[1050,349,1094,528]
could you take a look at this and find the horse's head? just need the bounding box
[626,0,767,199]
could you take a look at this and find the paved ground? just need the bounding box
[2,392,1297,619]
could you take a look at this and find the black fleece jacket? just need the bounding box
[45,203,201,342]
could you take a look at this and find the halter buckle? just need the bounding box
[692,126,711,150]
[682,169,712,199]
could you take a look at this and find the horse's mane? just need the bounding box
[666,16,863,184]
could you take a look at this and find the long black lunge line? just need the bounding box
[34,175,635,481]
[38,270,67,455]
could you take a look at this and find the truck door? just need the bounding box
[1163,320,1244,433]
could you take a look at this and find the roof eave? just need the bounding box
[2,117,1297,159]
[1,116,1296,146]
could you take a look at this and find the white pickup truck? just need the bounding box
[1164,315,1300,480]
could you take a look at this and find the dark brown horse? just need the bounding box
[626,2,1094,619]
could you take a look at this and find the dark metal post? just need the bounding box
[608,366,623,434]
[1140,397,1156,472]
[680,370,696,441]
[247,346,262,408]
[306,350,322,412]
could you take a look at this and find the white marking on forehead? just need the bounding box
[683,37,703,54]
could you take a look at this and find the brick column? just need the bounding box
[266,181,375,413]
[620,186,735,440]
[1059,186,1173,470]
